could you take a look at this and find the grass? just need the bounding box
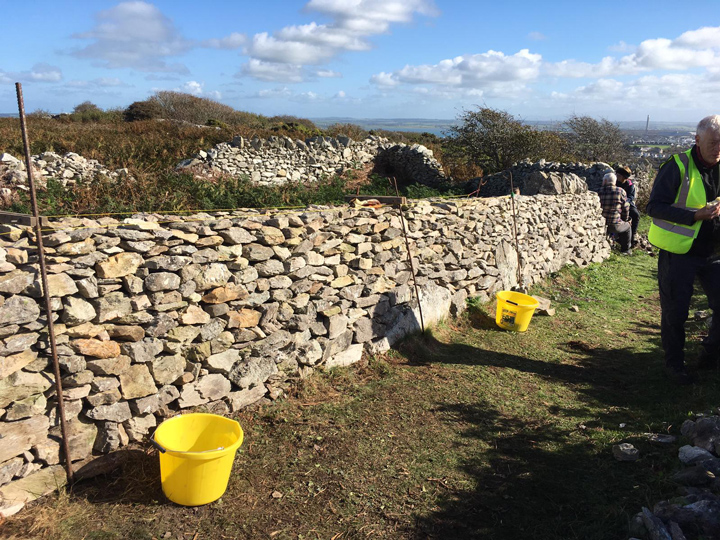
[4,240,720,540]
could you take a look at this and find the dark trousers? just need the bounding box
[658,250,720,370]
[628,205,640,242]
[607,221,632,252]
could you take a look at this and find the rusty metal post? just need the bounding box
[508,172,524,291]
[15,83,74,484]
[392,178,425,333]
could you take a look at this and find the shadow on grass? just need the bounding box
[396,322,720,540]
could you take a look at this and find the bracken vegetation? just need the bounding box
[0,93,633,216]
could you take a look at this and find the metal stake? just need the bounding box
[15,83,74,484]
[507,172,524,291]
[392,178,425,333]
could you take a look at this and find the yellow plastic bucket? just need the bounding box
[152,413,244,506]
[495,291,539,332]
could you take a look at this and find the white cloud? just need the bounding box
[371,49,541,88]
[334,90,346,98]
[240,0,438,82]
[72,1,191,73]
[28,63,63,82]
[66,77,128,88]
[175,80,221,100]
[528,32,546,41]
[317,69,342,78]
[202,32,246,50]
[0,63,63,84]
[240,59,304,83]
[547,25,720,78]
[552,72,720,116]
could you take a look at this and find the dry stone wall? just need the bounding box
[0,193,610,515]
[176,135,450,188]
[469,159,622,196]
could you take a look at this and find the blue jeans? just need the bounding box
[658,250,720,370]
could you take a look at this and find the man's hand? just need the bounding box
[694,204,720,221]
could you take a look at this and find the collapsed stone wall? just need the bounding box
[0,193,610,514]
[0,151,132,194]
[468,159,644,197]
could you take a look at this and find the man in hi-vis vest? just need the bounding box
[646,115,720,385]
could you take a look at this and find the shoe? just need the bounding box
[620,250,632,256]
[665,366,697,385]
[698,351,719,370]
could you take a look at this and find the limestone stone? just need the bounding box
[178,383,209,409]
[144,272,181,292]
[228,356,278,389]
[0,415,50,463]
[4,392,46,421]
[145,255,192,271]
[206,348,241,374]
[121,339,163,363]
[0,295,40,325]
[0,465,66,518]
[72,339,121,359]
[201,284,248,304]
[0,349,37,380]
[197,373,232,401]
[49,419,98,462]
[0,270,33,295]
[0,457,24,486]
[76,276,99,298]
[92,292,132,322]
[86,387,122,407]
[228,309,262,329]
[181,305,211,325]
[95,252,144,278]
[325,343,364,369]
[119,364,157,399]
[123,414,157,442]
[150,355,186,385]
[194,263,231,290]
[0,371,53,408]
[61,296,96,325]
[105,325,145,342]
[86,355,131,376]
[1,332,38,356]
[244,243,275,261]
[219,228,254,245]
[227,385,268,411]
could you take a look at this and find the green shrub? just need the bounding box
[124,100,162,122]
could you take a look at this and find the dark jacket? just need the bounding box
[646,145,720,257]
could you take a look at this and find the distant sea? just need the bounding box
[310,117,454,137]
[310,117,696,137]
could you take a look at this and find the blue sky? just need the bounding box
[1,0,719,122]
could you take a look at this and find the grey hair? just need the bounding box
[697,115,720,137]
[602,172,617,186]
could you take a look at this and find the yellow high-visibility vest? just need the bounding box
[648,150,705,254]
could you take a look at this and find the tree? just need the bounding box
[72,101,101,114]
[446,106,570,174]
[562,115,629,163]
[124,100,162,122]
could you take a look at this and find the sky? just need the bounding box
[1,0,719,123]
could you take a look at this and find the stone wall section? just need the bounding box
[175,134,450,188]
[0,193,610,513]
[468,159,637,196]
